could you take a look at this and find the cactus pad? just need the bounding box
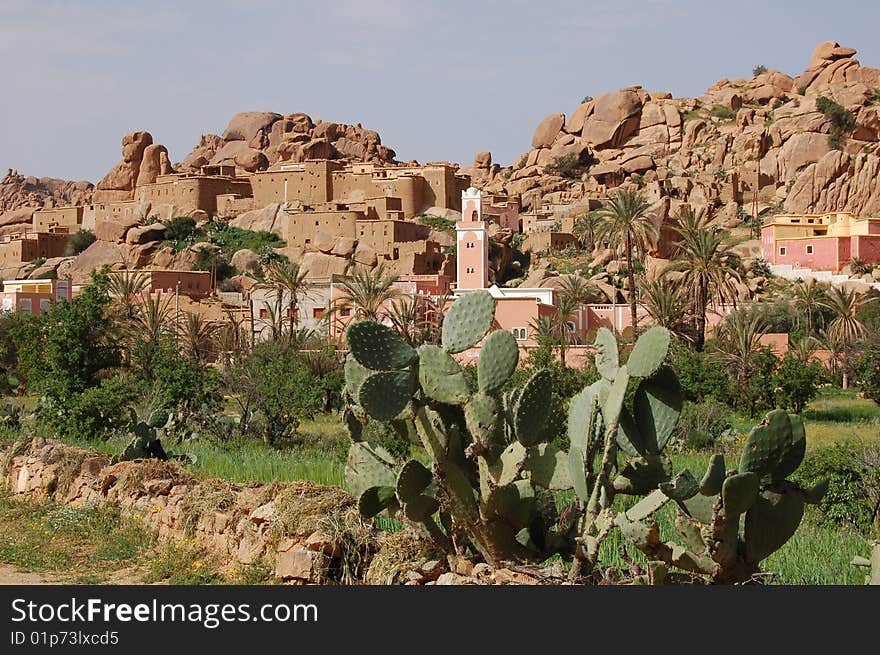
[613,453,672,495]
[464,393,499,448]
[396,459,433,502]
[803,477,829,505]
[682,492,718,525]
[358,369,414,420]
[772,414,806,481]
[567,385,597,454]
[404,494,441,522]
[485,480,536,530]
[721,472,759,516]
[347,320,416,370]
[696,453,724,495]
[358,486,398,518]
[567,445,590,502]
[616,407,647,457]
[744,486,805,562]
[603,364,630,428]
[417,344,470,405]
[632,366,682,454]
[514,370,553,446]
[489,442,527,486]
[342,407,363,442]
[527,443,571,490]
[625,326,670,378]
[344,355,371,400]
[441,290,496,353]
[147,409,169,429]
[477,329,520,394]
[345,441,397,498]
[739,409,792,480]
[594,327,619,381]
[659,469,699,501]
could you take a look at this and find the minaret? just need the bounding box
[456,187,488,290]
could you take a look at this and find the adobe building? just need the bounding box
[32,206,84,233]
[761,211,880,272]
[0,231,70,267]
[481,193,522,232]
[134,166,252,216]
[250,160,469,217]
[0,278,72,315]
[145,269,213,299]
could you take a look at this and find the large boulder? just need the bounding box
[229,203,283,235]
[135,144,173,186]
[581,88,644,148]
[222,112,282,144]
[96,131,153,201]
[532,114,566,149]
[125,223,166,244]
[231,248,262,274]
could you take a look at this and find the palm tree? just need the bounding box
[573,210,603,252]
[670,205,713,241]
[596,187,658,337]
[133,292,173,345]
[792,278,827,338]
[711,310,767,404]
[178,312,218,364]
[263,259,311,342]
[640,276,690,340]
[107,270,149,320]
[819,286,875,388]
[667,217,741,351]
[334,262,403,322]
[557,274,597,305]
[554,294,580,367]
[388,295,424,346]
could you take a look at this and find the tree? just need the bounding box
[225,343,323,445]
[596,187,658,337]
[263,258,311,341]
[854,347,880,405]
[710,310,769,415]
[752,64,768,76]
[178,312,219,364]
[774,352,822,413]
[792,278,827,338]
[334,262,402,322]
[573,211,602,252]
[667,207,741,351]
[107,270,149,321]
[640,276,691,340]
[819,287,875,388]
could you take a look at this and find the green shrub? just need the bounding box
[38,376,138,441]
[793,442,880,534]
[854,347,880,405]
[710,105,736,120]
[544,152,594,179]
[208,223,284,258]
[752,64,768,76]
[416,213,455,233]
[671,399,733,451]
[63,229,96,256]
[816,96,855,150]
[773,352,822,412]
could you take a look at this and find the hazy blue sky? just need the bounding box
[2,0,879,182]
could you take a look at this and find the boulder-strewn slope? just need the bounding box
[178,111,398,172]
[0,169,94,234]
[470,40,880,222]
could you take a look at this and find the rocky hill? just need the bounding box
[0,170,93,234]
[466,40,880,223]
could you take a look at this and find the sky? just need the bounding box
[2,0,880,183]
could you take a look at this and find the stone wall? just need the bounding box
[1,438,371,584]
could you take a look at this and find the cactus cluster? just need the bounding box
[341,295,826,582]
[115,409,170,463]
[616,409,828,583]
[343,291,574,565]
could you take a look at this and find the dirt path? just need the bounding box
[0,563,148,586]
[0,563,50,585]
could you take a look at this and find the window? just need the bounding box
[259,308,268,319]
[806,245,813,254]
[779,246,787,256]
[512,327,527,340]
[40,299,51,314]
[341,308,351,317]
[313,307,325,319]
[566,321,576,333]
[18,298,32,315]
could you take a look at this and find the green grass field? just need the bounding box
[2,389,876,584]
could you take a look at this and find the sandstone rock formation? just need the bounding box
[179,111,398,171]
[0,169,93,230]
[479,40,880,221]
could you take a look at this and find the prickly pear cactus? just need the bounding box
[617,409,828,583]
[342,291,572,566]
[115,411,170,463]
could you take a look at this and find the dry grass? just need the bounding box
[364,529,441,585]
[112,459,198,497]
[268,481,355,539]
[177,478,237,537]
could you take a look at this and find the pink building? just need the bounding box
[0,278,72,316]
[761,212,880,272]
